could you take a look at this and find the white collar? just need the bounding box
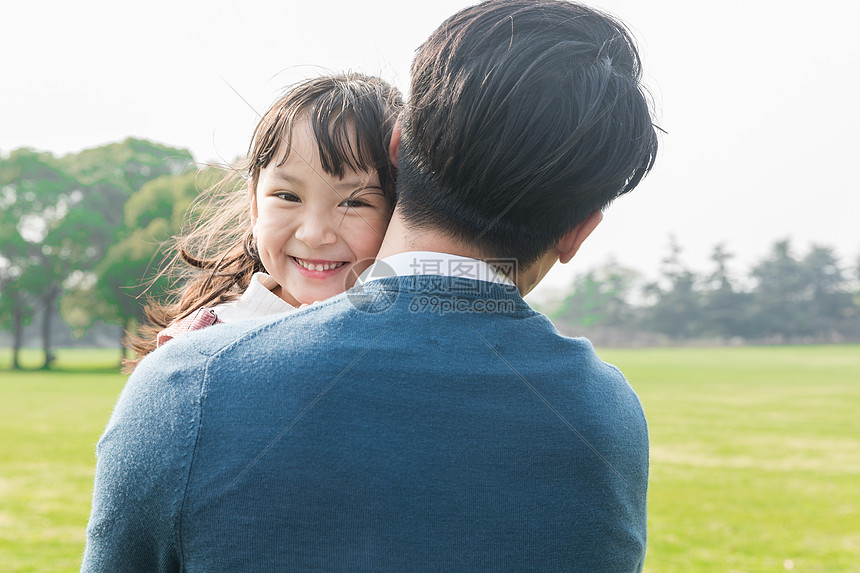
[359,251,515,286]
[211,272,295,322]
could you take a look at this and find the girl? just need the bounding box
[126,73,402,371]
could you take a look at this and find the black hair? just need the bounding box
[397,0,658,268]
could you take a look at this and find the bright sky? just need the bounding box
[3,0,858,303]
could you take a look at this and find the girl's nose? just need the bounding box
[294,214,337,248]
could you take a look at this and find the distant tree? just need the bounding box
[554,261,639,332]
[746,241,860,340]
[855,253,860,299]
[0,181,33,368]
[54,137,192,196]
[700,243,753,338]
[854,253,860,331]
[45,183,131,366]
[800,245,856,337]
[748,240,817,339]
[643,236,703,339]
[61,221,171,365]
[856,253,860,284]
[121,169,207,231]
[0,141,190,368]
[70,168,221,360]
[547,237,860,345]
[54,141,195,360]
[0,149,84,367]
[0,270,35,369]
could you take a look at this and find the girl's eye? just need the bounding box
[341,198,369,208]
[275,192,300,203]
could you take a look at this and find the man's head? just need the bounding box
[394,0,658,270]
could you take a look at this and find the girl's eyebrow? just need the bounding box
[271,168,380,194]
[336,179,380,190]
[271,172,304,186]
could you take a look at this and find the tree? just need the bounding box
[748,240,815,339]
[54,140,195,360]
[554,261,639,332]
[0,266,36,369]
[74,168,221,361]
[800,245,855,337]
[0,146,157,368]
[699,243,753,338]
[0,149,81,367]
[55,137,193,196]
[643,236,704,340]
[0,176,34,368]
[746,241,860,340]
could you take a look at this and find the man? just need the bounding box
[82,0,658,570]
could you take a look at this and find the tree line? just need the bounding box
[2,139,858,368]
[547,237,860,346]
[0,139,214,369]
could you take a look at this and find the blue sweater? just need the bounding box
[82,276,648,572]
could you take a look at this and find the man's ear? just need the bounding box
[557,210,603,264]
[388,116,401,167]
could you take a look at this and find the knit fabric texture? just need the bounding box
[82,276,649,572]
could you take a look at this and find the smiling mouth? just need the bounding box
[292,257,347,272]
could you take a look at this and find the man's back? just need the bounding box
[84,276,648,571]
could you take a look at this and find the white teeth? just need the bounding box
[295,258,345,272]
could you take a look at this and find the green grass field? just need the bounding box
[0,349,126,572]
[1,345,858,572]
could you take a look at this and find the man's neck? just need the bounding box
[375,211,553,296]
[375,211,485,261]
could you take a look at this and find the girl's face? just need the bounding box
[251,117,391,307]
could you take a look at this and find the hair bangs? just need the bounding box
[311,107,367,178]
[263,86,391,180]
[311,91,390,178]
